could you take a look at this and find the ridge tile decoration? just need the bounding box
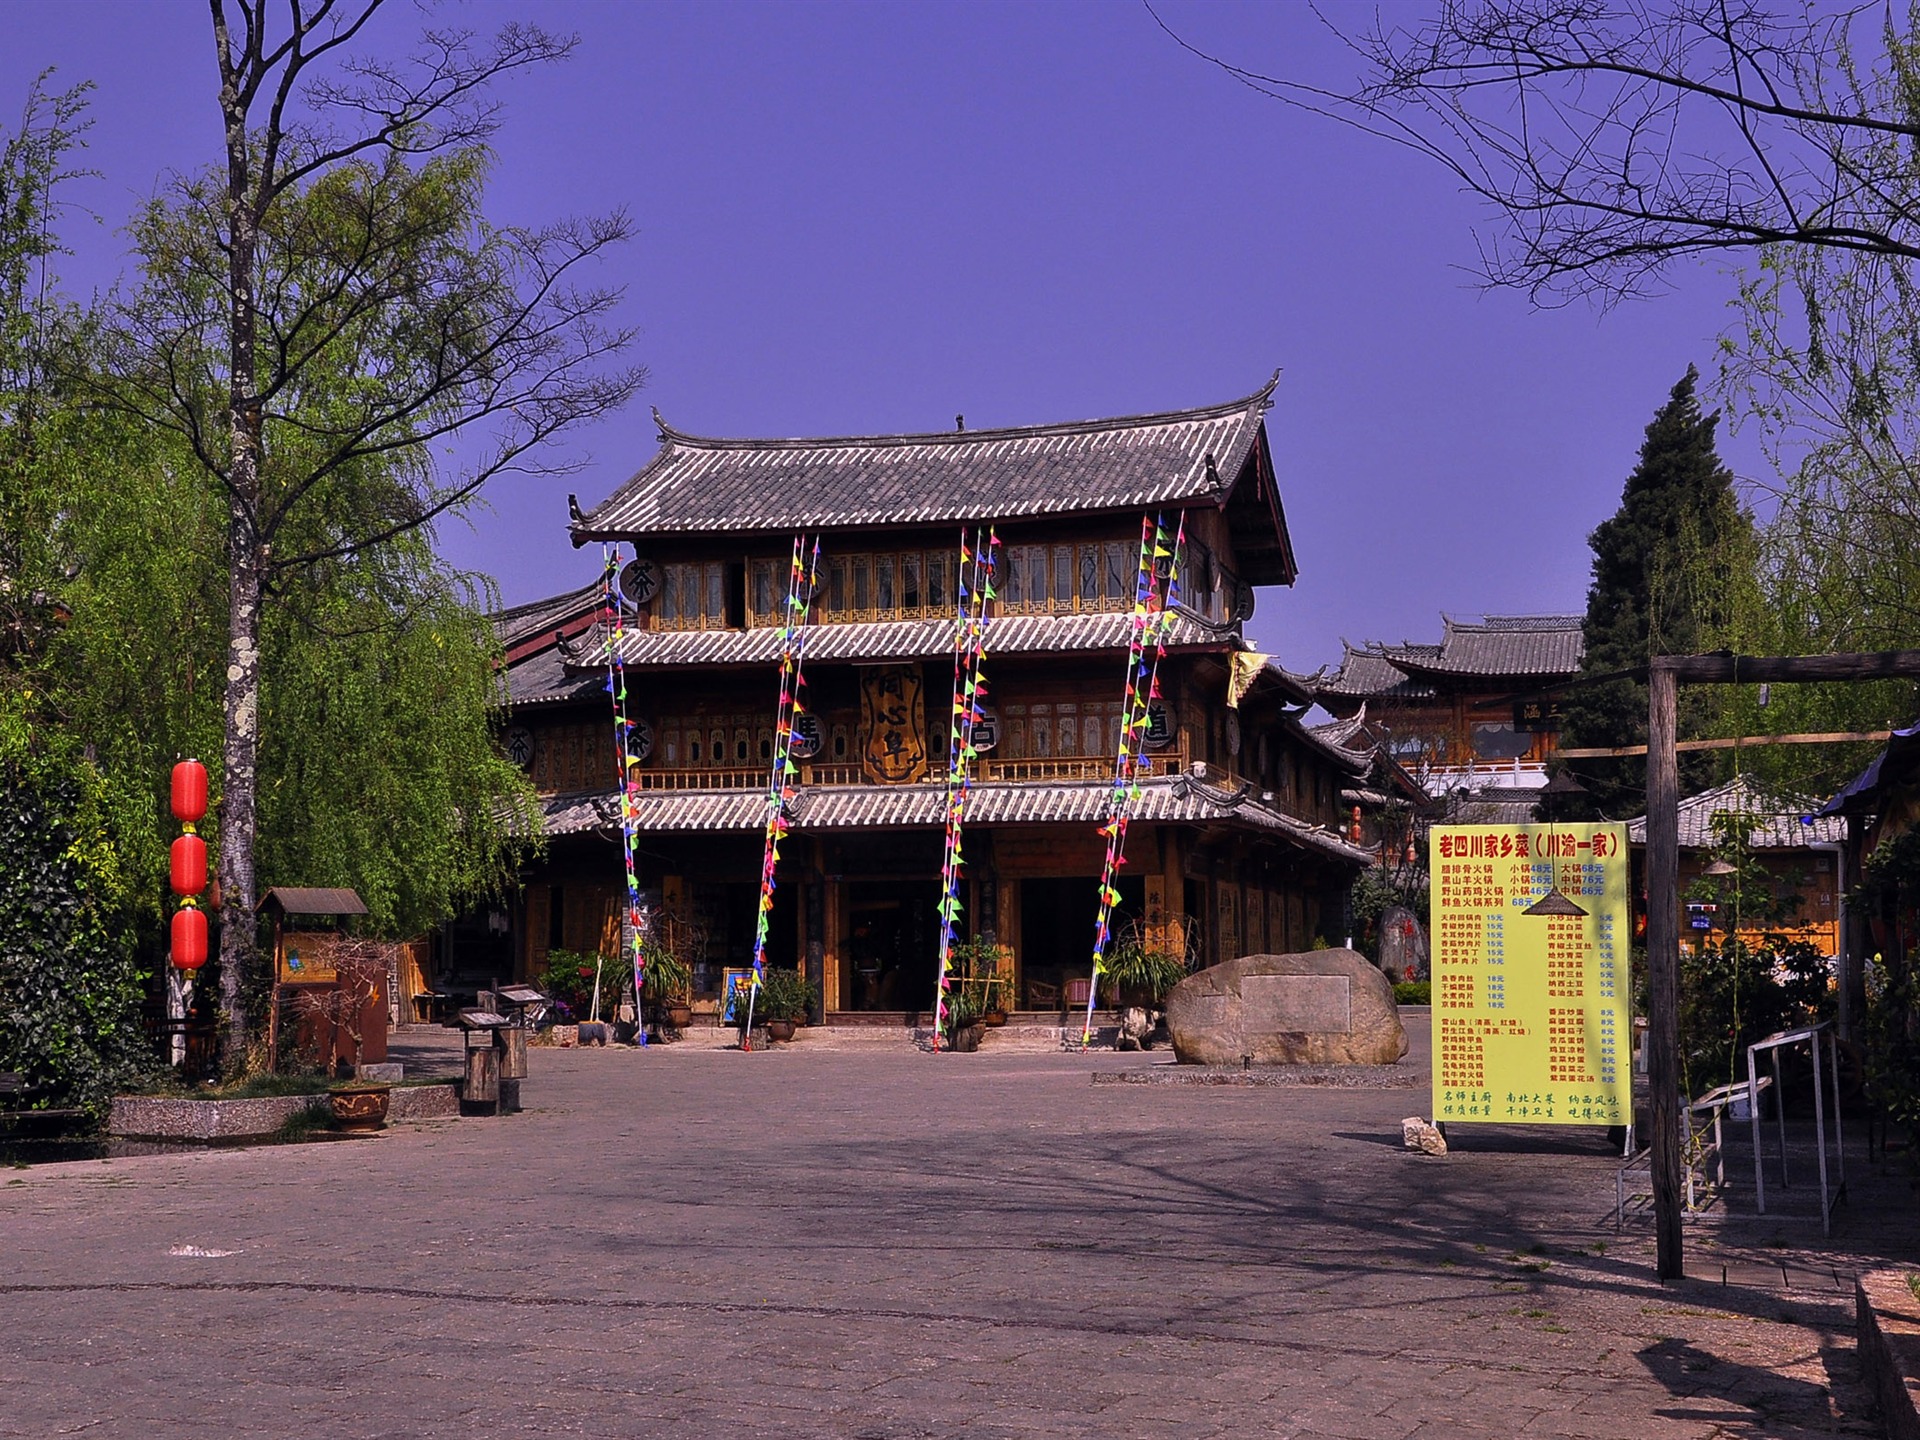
[1428,824,1629,1127]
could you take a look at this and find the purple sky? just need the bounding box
[4,2,1766,678]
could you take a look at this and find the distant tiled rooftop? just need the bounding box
[1318,614,1584,700]
[492,581,601,652]
[1627,775,1844,849]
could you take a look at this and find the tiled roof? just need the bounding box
[1318,615,1583,700]
[1820,719,1920,818]
[573,379,1294,580]
[536,775,1372,865]
[505,644,607,708]
[601,608,1235,669]
[492,581,601,651]
[1393,615,1584,678]
[1308,704,1372,752]
[1440,788,1547,828]
[1627,775,1845,849]
[256,886,368,916]
[1318,644,1438,701]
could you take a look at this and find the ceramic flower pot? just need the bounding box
[328,1083,391,1133]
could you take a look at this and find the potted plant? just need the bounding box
[1100,922,1193,1010]
[950,937,1012,1026]
[640,938,694,1033]
[755,967,819,1043]
[943,986,986,1052]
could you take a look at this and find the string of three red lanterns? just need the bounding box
[169,759,210,971]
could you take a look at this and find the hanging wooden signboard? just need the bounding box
[859,664,929,783]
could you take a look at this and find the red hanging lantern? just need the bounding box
[171,905,209,971]
[171,759,208,824]
[170,833,207,897]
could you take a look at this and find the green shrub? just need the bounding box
[0,748,157,1119]
[753,966,818,1023]
[1393,981,1432,1006]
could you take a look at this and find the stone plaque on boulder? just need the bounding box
[1164,950,1408,1066]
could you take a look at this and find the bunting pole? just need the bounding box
[746,534,821,1050]
[1081,511,1186,1047]
[602,546,649,1044]
[931,525,999,1049]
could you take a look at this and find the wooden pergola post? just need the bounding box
[1645,660,1684,1279]
[1639,648,1920,1281]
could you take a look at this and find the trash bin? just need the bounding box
[456,1007,510,1114]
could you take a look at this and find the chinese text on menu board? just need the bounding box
[1429,824,1629,1127]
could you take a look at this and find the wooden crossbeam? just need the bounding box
[1556,729,1893,760]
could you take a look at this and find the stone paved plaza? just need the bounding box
[1,1023,1913,1439]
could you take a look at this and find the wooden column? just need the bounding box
[1645,659,1684,1280]
[820,869,843,1011]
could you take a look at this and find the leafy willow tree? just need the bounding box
[0,82,160,1110]
[83,4,643,1059]
[1560,368,1754,817]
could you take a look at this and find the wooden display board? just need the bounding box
[1429,823,1630,1127]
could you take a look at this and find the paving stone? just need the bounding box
[0,1024,1911,1436]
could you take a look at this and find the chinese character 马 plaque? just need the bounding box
[1429,823,1629,1128]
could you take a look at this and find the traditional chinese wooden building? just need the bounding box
[492,378,1373,1017]
[1626,775,1844,959]
[1315,615,1585,795]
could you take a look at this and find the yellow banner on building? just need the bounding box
[1428,823,1630,1127]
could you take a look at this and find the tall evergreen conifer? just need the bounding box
[1562,368,1752,817]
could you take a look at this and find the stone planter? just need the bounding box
[109,1093,324,1142]
[328,1082,391,1133]
[386,1083,459,1122]
[947,1022,984,1053]
[765,1019,797,1043]
[666,1003,693,1029]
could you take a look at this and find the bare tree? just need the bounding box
[86,3,643,1062]
[1152,0,1920,303]
[287,936,393,1078]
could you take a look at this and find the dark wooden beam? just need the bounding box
[1656,650,1920,684]
[1645,663,1685,1280]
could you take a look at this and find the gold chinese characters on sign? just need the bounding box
[859,665,929,784]
[1428,823,1630,1128]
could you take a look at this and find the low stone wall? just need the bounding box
[1858,1269,1920,1440]
[110,1081,464,1140]
[388,1083,459,1122]
[108,1093,322,1141]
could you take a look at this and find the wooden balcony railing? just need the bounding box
[585,742,1193,794]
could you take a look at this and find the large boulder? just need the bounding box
[1165,949,1408,1066]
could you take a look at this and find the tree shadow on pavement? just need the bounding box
[1637,1335,1863,1436]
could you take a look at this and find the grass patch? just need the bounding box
[272,1103,332,1142]
[1908,1273,1920,1303]
[1393,981,1431,1006]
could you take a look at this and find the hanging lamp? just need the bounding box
[1523,768,1590,917]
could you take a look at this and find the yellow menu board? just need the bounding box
[1429,823,1629,1127]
